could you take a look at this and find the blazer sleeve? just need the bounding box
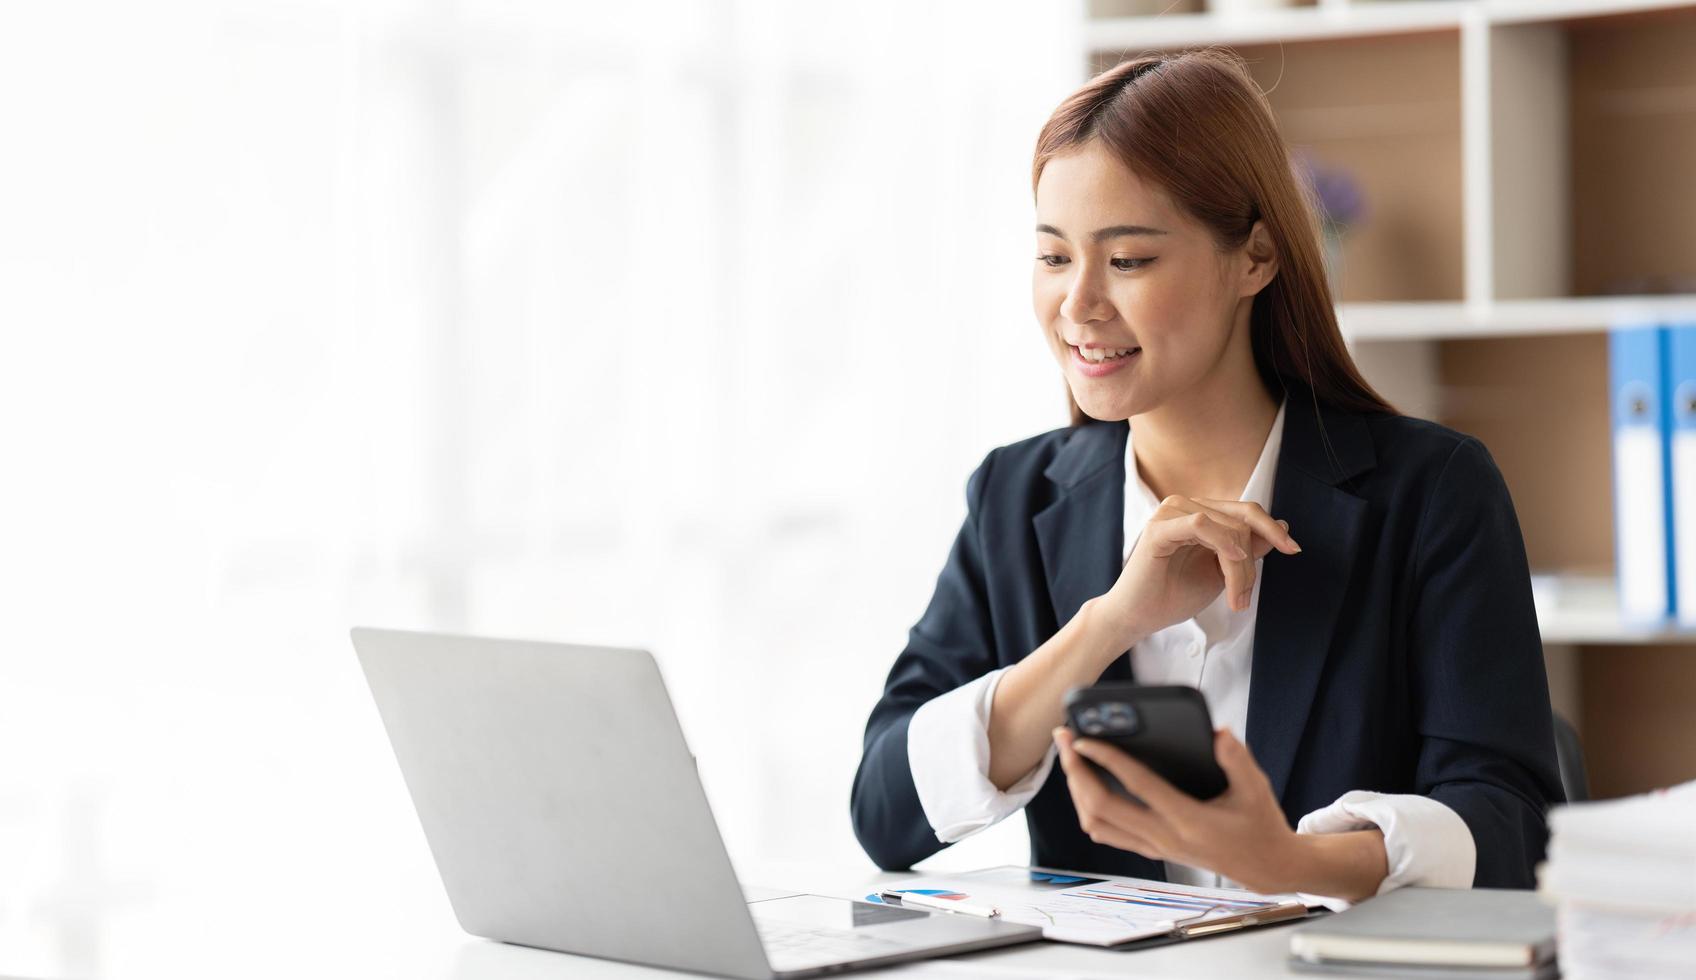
[850,448,1004,871]
[1408,437,1566,888]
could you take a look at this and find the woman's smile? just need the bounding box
[1069,342,1142,378]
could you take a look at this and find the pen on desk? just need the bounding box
[879,890,1001,918]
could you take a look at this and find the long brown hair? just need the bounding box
[1032,49,1395,425]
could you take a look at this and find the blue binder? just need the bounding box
[1668,321,1696,629]
[1608,324,1674,624]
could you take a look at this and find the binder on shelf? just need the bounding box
[1607,324,1674,625]
[1669,321,1696,629]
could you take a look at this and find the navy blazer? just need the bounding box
[850,385,1565,887]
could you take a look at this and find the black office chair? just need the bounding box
[1551,711,1588,803]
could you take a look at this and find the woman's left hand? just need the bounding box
[1051,725,1299,895]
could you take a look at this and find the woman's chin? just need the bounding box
[1069,387,1141,422]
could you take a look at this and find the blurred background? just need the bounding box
[3,0,1696,977]
[0,1,1077,976]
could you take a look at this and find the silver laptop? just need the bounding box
[351,627,1040,978]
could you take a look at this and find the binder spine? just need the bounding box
[1608,324,1672,624]
[1669,322,1696,628]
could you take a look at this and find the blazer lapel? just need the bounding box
[1247,390,1375,806]
[1032,421,1132,680]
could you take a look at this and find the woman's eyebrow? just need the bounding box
[1035,223,1169,242]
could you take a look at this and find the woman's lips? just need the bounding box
[1070,344,1140,378]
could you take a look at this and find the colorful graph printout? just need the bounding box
[868,865,1311,946]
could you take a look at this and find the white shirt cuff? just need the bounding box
[905,666,1057,843]
[1294,790,1478,911]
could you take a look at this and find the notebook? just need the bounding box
[1288,887,1556,979]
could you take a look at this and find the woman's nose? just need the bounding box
[1060,272,1112,324]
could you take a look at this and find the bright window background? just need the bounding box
[0,1,1082,976]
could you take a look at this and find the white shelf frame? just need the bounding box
[1535,576,1696,644]
[1087,0,1696,345]
[1086,2,1467,49]
[1539,609,1695,645]
[1086,0,1696,51]
[1338,296,1696,342]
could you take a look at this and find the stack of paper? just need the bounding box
[1537,780,1696,979]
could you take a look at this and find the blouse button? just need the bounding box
[1187,642,1203,659]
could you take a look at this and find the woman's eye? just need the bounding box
[1034,254,1153,271]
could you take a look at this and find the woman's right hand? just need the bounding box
[1095,496,1301,645]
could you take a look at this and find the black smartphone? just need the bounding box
[1062,683,1227,803]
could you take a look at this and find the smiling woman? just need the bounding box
[1030,54,1388,429]
[851,49,1564,908]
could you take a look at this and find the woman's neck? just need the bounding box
[1130,359,1280,503]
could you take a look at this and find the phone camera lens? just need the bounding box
[1078,706,1105,735]
[1102,703,1139,734]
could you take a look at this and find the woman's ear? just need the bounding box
[1238,220,1278,298]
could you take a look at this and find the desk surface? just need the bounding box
[0,868,1367,980]
[443,870,1339,980]
[449,896,1304,980]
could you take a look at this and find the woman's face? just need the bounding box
[1033,139,1261,422]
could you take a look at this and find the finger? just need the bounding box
[1220,501,1301,556]
[1192,512,1254,612]
[1080,817,1165,859]
[1072,737,1199,821]
[1196,499,1301,556]
[1155,496,1252,558]
[1053,728,1092,785]
[1088,787,1177,858]
[1189,501,1274,583]
[1055,733,1170,857]
[1180,512,1261,610]
[1057,731,1159,821]
[1149,510,1249,565]
[1152,493,1200,521]
[1184,502,1260,611]
[1213,728,1268,793]
[1055,732,1119,822]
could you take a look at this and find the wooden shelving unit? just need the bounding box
[1082,0,1696,798]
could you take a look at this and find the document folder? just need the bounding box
[1609,323,1674,624]
[1669,321,1696,629]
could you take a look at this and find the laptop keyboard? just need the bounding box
[756,919,908,968]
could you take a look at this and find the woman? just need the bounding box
[849,51,1563,906]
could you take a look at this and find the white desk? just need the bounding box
[448,919,1296,980]
[433,871,1334,980]
[0,868,1351,979]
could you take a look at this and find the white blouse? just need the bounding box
[903,400,1477,909]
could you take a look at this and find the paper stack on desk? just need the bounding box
[1538,779,1696,980]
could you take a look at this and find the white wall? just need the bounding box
[0,1,1083,975]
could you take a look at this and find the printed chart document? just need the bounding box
[869,865,1315,947]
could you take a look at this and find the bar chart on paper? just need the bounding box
[870,866,1310,946]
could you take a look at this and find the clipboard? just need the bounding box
[1108,900,1329,951]
[869,865,1330,948]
